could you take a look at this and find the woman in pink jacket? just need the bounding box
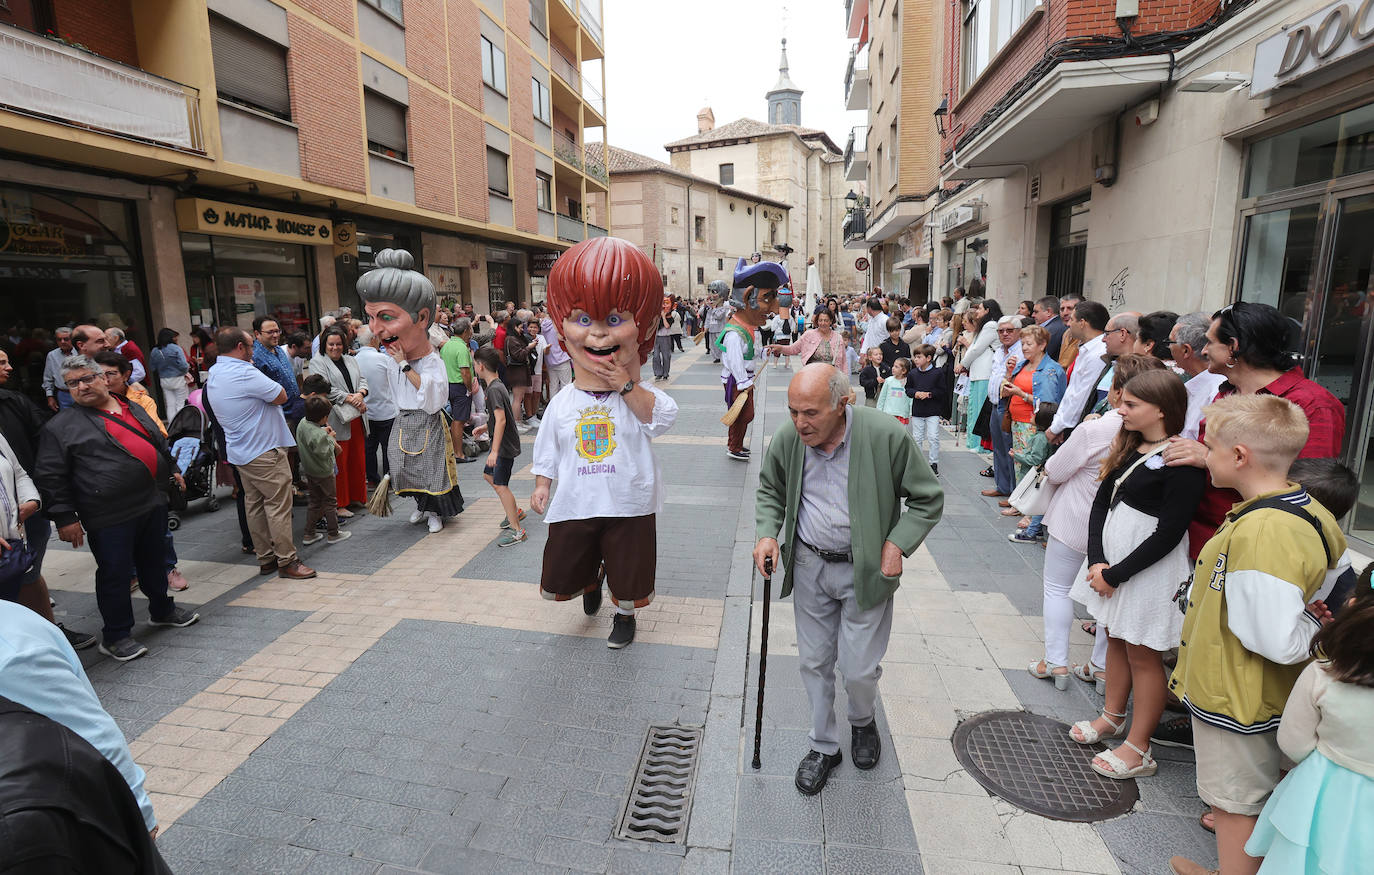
[766,310,847,367]
[1030,354,1169,691]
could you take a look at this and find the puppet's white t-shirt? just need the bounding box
[531,383,678,524]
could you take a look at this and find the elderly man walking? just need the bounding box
[754,364,944,795]
[32,355,199,661]
[206,328,315,581]
[41,326,75,411]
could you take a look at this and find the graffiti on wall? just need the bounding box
[1107,267,1130,312]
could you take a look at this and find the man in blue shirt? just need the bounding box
[207,327,315,580]
[251,317,303,421]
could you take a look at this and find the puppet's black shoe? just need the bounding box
[851,723,882,769]
[794,750,842,795]
[607,614,635,649]
[583,586,602,616]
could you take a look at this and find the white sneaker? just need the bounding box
[426,513,443,534]
[527,416,541,427]
[326,530,352,545]
[409,509,426,525]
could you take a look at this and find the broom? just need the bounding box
[693,330,706,345]
[720,389,750,426]
[366,474,392,517]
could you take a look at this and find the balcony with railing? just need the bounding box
[581,77,605,120]
[550,41,579,89]
[0,22,204,153]
[844,126,867,183]
[557,212,585,242]
[583,142,607,185]
[579,0,603,48]
[845,44,868,111]
[845,0,869,39]
[553,128,582,169]
[842,208,869,250]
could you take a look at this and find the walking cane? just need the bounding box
[751,556,773,770]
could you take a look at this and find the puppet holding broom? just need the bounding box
[719,256,792,461]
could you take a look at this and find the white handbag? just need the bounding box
[1009,465,1056,516]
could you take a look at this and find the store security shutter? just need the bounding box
[209,15,291,118]
[365,91,408,157]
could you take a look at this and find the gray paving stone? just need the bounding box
[174,798,250,832]
[238,841,318,874]
[419,844,567,875]
[679,846,732,875]
[535,835,615,872]
[289,819,379,854]
[353,831,432,867]
[1096,811,1217,875]
[300,854,381,875]
[824,843,924,874]
[235,808,312,842]
[157,823,257,862]
[731,838,824,874]
[734,775,824,842]
[820,780,918,850]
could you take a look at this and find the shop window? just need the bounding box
[532,77,551,124]
[719,163,734,185]
[481,36,507,95]
[359,0,402,23]
[209,13,291,120]
[694,216,706,243]
[364,90,408,162]
[180,233,313,338]
[536,171,552,210]
[1246,103,1374,199]
[487,148,510,197]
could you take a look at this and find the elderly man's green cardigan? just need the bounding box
[756,404,945,610]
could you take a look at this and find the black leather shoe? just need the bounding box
[794,749,843,795]
[851,723,882,770]
[583,585,603,616]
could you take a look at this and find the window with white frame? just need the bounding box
[360,0,402,24]
[961,0,983,88]
[536,172,552,210]
[487,147,510,196]
[963,0,1040,89]
[364,90,408,161]
[481,36,507,94]
[531,77,551,124]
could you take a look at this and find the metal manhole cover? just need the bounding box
[615,724,702,843]
[951,711,1139,822]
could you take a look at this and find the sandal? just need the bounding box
[1070,708,1127,744]
[1071,662,1108,696]
[1001,507,1022,517]
[1091,740,1157,779]
[1027,660,1070,691]
[1199,810,1215,834]
[1081,620,1097,636]
[1017,517,1031,530]
[979,466,994,477]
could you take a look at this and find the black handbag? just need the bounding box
[971,397,993,440]
[0,448,40,591]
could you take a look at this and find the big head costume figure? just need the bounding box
[718,257,791,458]
[531,236,679,650]
[356,249,463,529]
[546,236,663,393]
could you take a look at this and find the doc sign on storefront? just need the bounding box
[174,198,334,244]
[1252,0,1374,96]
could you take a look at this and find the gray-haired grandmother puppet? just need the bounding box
[357,249,464,532]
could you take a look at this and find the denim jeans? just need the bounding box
[990,400,1016,495]
[86,505,175,644]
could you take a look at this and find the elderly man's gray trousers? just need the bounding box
[791,542,895,756]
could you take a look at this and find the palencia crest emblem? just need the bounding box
[575,405,617,463]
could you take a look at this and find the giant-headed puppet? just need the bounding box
[718,256,791,459]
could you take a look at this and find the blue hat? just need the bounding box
[733,257,789,290]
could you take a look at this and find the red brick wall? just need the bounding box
[295,0,354,34]
[404,0,448,90]
[941,0,1222,157]
[409,87,456,214]
[288,15,366,192]
[506,0,529,47]
[508,50,533,140]
[447,0,482,111]
[453,107,488,221]
[54,0,138,66]
[512,141,537,233]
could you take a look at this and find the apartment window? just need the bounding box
[360,0,402,23]
[961,0,982,88]
[719,163,734,186]
[566,198,581,219]
[697,266,705,284]
[481,36,507,94]
[717,258,724,270]
[364,90,407,161]
[487,147,510,196]
[536,172,552,210]
[531,78,551,124]
[209,13,291,120]
[694,215,706,243]
[889,121,898,182]
[874,145,883,191]
[529,0,547,35]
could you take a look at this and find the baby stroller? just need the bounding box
[165,404,221,530]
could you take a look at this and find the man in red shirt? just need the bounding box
[31,355,199,662]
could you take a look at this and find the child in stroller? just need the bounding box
[165,403,221,530]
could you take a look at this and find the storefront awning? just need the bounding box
[947,56,1173,180]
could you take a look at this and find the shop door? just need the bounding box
[1314,193,1374,544]
[487,262,516,312]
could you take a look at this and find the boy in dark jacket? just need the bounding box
[905,344,947,474]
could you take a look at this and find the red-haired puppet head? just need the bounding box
[548,236,663,365]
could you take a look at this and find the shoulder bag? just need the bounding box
[0,446,40,592]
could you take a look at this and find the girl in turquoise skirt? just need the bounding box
[1246,571,1374,874]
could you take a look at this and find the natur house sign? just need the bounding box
[175,198,333,245]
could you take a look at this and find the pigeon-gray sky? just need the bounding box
[594,0,866,160]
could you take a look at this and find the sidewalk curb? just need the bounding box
[686,364,773,853]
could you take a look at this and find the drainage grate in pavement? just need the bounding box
[952,710,1139,823]
[615,724,703,844]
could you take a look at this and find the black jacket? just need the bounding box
[0,388,46,471]
[878,337,911,371]
[1042,316,1068,362]
[859,363,888,399]
[905,365,948,418]
[32,399,173,530]
[0,696,172,875]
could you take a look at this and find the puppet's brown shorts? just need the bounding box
[540,514,657,610]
